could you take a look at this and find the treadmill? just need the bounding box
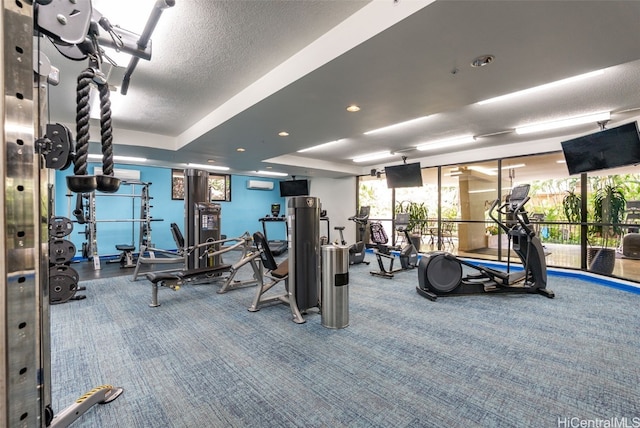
[258,203,288,256]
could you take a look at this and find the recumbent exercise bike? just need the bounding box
[370,214,419,279]
[416,184,554,301]
[334,206,370,265]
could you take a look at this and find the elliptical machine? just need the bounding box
[416,184,554,301]
[335,206,370,265]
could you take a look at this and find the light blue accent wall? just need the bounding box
[55,165,285,258]
[221,175,286,241]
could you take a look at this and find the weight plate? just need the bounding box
[49,216,73,238]
[49,274,77,305]
[49,239,76,264]
[49,265,80,283]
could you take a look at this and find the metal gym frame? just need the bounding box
[2,1,173,426]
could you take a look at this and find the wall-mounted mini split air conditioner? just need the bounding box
[246,180,274,190]
[93,167,141,182]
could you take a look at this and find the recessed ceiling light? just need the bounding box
[278,131,289,137]
[346,105,360,112]
[471,54,495,68]
[236,148,246,152]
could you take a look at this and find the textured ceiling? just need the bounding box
[40,0,640,179]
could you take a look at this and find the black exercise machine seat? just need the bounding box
[248,231,304,322]
[115,244,135,252]
[253,231,288,278]
[170,222,184,251]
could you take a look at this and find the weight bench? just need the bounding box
[146,264,232,307]
[143,230,262,305]
[115,244,136,268]
[132,223,187,280]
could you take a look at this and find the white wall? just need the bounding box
[309,176,357,243]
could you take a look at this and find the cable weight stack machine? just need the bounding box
[184,169,222,270]
[0,1,172,426]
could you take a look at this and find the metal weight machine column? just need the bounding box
[287,196,321,320]
[184,169,208,269]
[184,169,221,269]
[1,2,42,426]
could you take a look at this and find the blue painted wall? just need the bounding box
[55,164,285,258]
[222,175,288,240]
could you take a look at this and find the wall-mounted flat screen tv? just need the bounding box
[561,121,640,175]
[384,162,423,188]
[279,179,309,197]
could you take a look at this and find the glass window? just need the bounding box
[441,160,499,256]
[500,152,579,269]
[355,151,640,283]
[395,168,437,250]
[171,169,231,202]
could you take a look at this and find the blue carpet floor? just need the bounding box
[50,259,640,427]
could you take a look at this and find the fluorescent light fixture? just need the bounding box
[87,154,147,162]
[415,135,475,151]
[352,151,394,163]
[515,111,610,135]
[364,115,432,135]
[297,139,345,153]
[187,163,230,171]
[256,170,288,177]
[478,69,605,105]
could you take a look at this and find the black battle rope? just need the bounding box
[74,67,114,177]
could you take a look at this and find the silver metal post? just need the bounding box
[1,1,43,426]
